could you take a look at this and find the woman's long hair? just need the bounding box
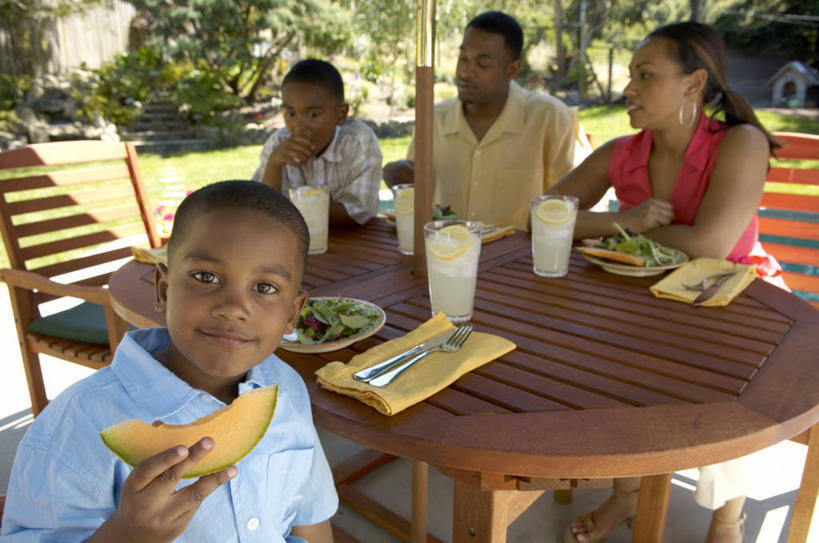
[649,22,780,155]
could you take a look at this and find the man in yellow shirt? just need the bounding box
[384,11,590,230]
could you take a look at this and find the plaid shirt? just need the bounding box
[252,119,382,224]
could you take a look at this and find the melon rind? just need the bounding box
[100,385,278,479]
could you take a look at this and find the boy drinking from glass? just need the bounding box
[252,59,382,227]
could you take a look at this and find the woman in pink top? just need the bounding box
[550,22,781,543]
[549,23,785,287]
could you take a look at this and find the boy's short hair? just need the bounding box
[282,59,345,104]
[466,11,523,61]
[168,180,310,278]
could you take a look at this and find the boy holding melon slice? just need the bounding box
[2,181,337,542]
[252,59,382,227]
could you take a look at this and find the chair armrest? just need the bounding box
[0,268,110,306]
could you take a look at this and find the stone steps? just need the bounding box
[123,98,209,154]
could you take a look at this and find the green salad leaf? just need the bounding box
[595,224,684,267]
[292,298,382,345]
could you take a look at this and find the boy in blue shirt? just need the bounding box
[1,181,337,542]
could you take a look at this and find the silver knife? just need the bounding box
[693,272,737,305]
[353,329,456,382]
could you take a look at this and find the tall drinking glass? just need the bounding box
[289,186,329,254]
[530,194,578,277]
[424,220,482,323]
[391,184,414,255]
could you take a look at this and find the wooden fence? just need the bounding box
[0,1,135,76]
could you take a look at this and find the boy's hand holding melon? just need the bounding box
[90,386,278,541]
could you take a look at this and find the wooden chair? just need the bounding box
[761,131,819,310]
[0,141,160,415]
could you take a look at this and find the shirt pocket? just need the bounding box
[265,446,315,530]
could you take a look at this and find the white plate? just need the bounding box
[579,248,688,277]
[278,297,386,354]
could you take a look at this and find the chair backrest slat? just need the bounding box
[0,165,132,193]
[20,222,146,263]
[6,184,138,216]
[0,141,128,169]
[32,246,135,279]
[13,203,143,238]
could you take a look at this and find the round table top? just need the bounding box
[110,221,819,479]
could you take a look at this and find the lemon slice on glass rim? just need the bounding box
[535,198,574,225]
[427,224,472,260]
[294,186,326,198]
[394,187,414,215]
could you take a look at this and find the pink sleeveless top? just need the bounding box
[609,114,785,286]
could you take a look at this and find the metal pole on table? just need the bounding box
[413,0,434,277]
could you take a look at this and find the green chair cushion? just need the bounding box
[28,302,127,345]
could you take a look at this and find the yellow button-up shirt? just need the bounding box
[408,81,586,230]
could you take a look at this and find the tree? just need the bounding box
[124,0,352,102]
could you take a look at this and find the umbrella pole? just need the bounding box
[413,0,434,277]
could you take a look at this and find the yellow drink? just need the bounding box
[424,220,482,323]
[289,186,329,254]
[531,195,578,277]
[392,184,414,255]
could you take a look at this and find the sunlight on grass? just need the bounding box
[1,108,815,272]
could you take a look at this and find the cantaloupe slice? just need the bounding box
[100,384,278,479]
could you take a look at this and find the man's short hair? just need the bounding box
[282,59,345,104]
[466,11,523,61]
[168,180,309,277]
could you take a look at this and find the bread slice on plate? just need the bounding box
[576,246,646,266]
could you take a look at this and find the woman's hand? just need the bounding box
[620,198,674,233]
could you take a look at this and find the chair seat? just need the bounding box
[27,301,111,345]
[28,301,136,346]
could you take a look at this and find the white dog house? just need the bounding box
[767,60,819,108]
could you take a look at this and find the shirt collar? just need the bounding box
[111,328,200,418]
[442,81,526,141]
[315,125,343,163]
[111,328,269,417]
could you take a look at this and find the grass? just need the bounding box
[0,107,815,270]
[135,107,819,203]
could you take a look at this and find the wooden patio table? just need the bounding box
[109,219,819,543]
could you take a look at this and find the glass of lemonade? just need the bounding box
[391,184,414,255]
[424,220,482,323]
[530,194,578,277]
[289,186,329,255]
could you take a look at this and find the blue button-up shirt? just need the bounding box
[1,328,338,541]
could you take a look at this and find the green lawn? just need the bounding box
[0,107,815,269]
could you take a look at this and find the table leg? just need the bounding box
[787,424,819,543]
[412,459,428,543]
[632,473,672,543]
[453,475,509,543]
[451,473,543,543]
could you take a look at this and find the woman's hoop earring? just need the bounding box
[679,97,698,128]
[688,101,698,129]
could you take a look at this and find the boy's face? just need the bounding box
[155,208,306,393]
[281,82,348,157]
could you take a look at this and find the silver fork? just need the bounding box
[368,324,473,387]
[682,272,736,292]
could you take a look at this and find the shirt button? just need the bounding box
[475,150,481,155]
[247,517,260,530]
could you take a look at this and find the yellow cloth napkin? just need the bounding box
[131,244,168,265]
[480,223,516,244]
[650,258,756,306]
[315,313,516,416]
